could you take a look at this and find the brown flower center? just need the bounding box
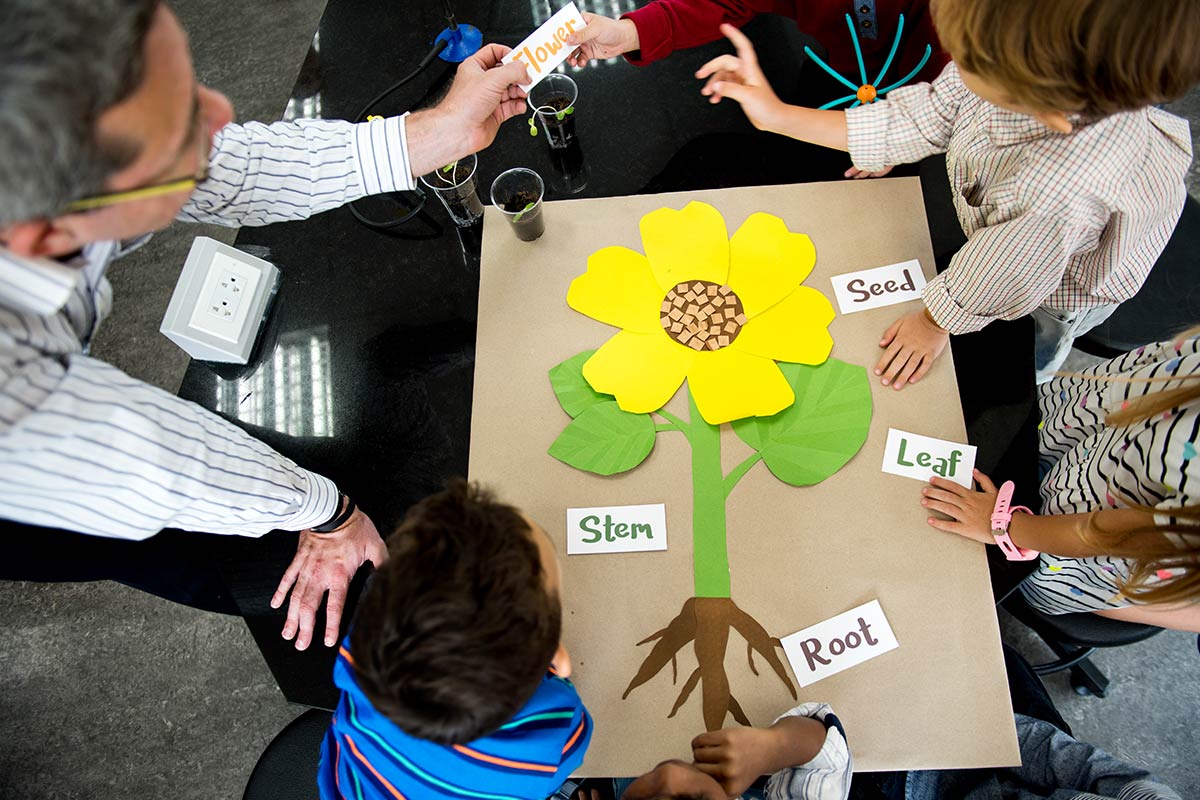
[659,280,747,351]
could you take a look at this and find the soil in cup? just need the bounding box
[537,93,576,148]
[500,190,545,241]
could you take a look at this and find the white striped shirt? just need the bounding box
[1020,335,1200,614]
[0,115,414,540]
[845,62,1193,334]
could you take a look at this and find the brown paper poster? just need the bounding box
[469,179,1020,775]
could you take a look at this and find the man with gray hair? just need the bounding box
[0,0,529,651]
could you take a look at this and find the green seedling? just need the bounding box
[512,202,536,223]
[555,106,575,121]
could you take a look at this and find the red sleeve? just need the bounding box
[621,0,798,65]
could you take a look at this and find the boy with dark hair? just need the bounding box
[693,0,1200,386]
[318,480,591,800]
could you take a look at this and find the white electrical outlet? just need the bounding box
[161,237,279,363]
[188,252,263,342]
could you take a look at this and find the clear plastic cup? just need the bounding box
[418,153,484,227]
[490,168,545,242]
[529,73,578,150]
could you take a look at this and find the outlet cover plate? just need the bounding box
[161,236,279,363]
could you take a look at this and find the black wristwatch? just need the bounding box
[312,492,357,533]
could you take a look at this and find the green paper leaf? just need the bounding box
[548,401,655,476]
[549,349,607,417]
[732,358,872,486]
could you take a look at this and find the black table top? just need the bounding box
[178,0,1036,709]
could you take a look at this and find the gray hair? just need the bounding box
[0,0,159,224]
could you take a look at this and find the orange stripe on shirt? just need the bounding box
[451,744,558,773]
[334,740,346,799]
[339,646,356,667]
[344,733,408,800]
[561,719,584,755]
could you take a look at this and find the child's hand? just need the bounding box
[922,470,1000,544]
[695,24,785,132]
[691,726,782,798]
[845,165,894,179]
[566,13,639,67]
[875,308,949,389]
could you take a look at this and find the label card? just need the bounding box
[501,2,587,91]
[566,503,668,555]
[781,600,899,687]
[829,259,927,314]
[881,428,977,488]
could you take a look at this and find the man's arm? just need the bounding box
[0,351,385,649]
[179,45,528,228]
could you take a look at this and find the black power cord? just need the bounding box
[347,37,449,230]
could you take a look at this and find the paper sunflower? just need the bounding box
[567,201,835,424]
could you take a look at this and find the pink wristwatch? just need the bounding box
[991,480,1038,561]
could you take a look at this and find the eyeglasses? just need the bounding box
[64,106,209,214]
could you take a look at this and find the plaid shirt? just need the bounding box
[845,62,1192,334]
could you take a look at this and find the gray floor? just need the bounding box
[1,3,1198,799]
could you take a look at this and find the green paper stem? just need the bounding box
[657,409,689,431]
[688,389,731,599]
[722,452,762,499]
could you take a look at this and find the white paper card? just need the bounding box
[881,428,977,488]
[502,2,587,91]
[780,600,899,687]
[566,503,668,555]
[829,259,927,314]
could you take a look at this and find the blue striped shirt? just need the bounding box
[318,641,592,800]
[0,116,413,539]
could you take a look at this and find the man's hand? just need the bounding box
[406,44,529,176]
[695,24,786,133]
[874,308,950,390]
[271,509,388,650]
[692,716,827,798]
[923,470,1001,544]
[566,13,639,67]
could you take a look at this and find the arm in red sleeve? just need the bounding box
[622,0,797,65]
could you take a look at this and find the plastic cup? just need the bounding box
[529,73,578,150]
[490,168,545,242]
[418,153,484,227]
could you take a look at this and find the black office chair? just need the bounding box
[1001,589,1162,698]
[242,709,328,800]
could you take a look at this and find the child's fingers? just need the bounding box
[691,734,724,753]
[891,351,925,390]
[908,353,934,384]
[929,475,968,495]
[700,71,731,97]
[973,469,998,493]
[878,317,902,349]
[710,80,754,107]
[719,23,759,69]
[922,497,964,519]
[926,515,965,533]
[879,346,913,387]
[696,54,741,80]
[922,485,965,507]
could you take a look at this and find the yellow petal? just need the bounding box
[583,329,696,414]
[730,286,835,364]
[726,213,816,318]
[567,246,665,334]
[687,348,794,424]
[640,201,729,290]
